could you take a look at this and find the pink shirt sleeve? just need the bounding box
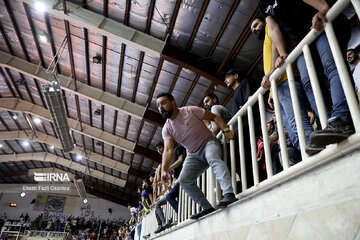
[188,106,205,120]
[162,123,172,140]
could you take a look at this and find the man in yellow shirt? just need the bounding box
[251,17,320,156]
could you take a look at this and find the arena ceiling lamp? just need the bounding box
[33,117,42,124]
[34,1,46,12]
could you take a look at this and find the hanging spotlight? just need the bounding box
[22,141,30,147]
[76,154,83,160]
[39,33,49,43]
[49,145,55,150]
[0,144,3,148]
[35,2,46,13]
[12,114,18,120]
[92,56,102,64]
[83,199,88,204]
[33,117,42,124]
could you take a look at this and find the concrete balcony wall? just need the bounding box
[151,149,360,240]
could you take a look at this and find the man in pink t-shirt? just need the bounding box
[156,92,237,220]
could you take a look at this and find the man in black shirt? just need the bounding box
[225,69,262,189]
[258,0,354,154]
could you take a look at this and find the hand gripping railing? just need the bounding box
[137,0,360,234]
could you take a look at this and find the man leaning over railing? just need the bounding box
[156,92,237,220]
[258,0,355,155]
[250,17,316,157]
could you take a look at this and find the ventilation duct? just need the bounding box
[42,81,74,152]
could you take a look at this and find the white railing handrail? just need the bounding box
[139,0,360,237]
[226,0,352,128]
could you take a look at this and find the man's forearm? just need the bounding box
[213,115,227,131]
[303,0,329,11]
[169,156,183,171]
[162,149,174,172]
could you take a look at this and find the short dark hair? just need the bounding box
[254,16,265,23]
[347,48,355,52]
[150,173,155,178]
[142,179,151,186]
[156,142,164,148]
[225,69,245,82]
[127,203,133,207]
[156,92,174,101]
[204,93,219,104]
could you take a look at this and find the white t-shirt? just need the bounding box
[353,64,360,93]
[130,207,137,215]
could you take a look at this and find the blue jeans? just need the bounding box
[277,80,313,149]
[137,222,142,239]
[155,196,167,226]
[297,32,350,123]
[178,138,234,210]
[166,181,179,213]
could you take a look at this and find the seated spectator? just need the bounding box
[156,92,237,220]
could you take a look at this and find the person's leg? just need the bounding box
[165,182,179,214]
[314,32,350,122]
[154,197,167,226]
[178,154,212,210]
[296,52,332,120]
[203,138,234,195]
[277,80,313,149]
[137,222,142,239]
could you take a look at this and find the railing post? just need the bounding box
[248,106,259,185]
[177,186,182,223]
[258,93,273,178]
[351,0,360,19]
[197,177,201,213]
[303,44,328,128]
[222,134,228,165]
[238,116,247,190]
[207,169,216,207]
[286,64,308,159]
[229,125,237,191]
[324,21,360,132]
[271,78,290,169]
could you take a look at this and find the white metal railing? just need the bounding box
[137,0,360,236]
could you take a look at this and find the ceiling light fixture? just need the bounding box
[39,33,49,43]
[76,154,83,160]
[49,145,55,150]
[92,55,102,64]
[12,114,18,120]
[35,1,46,13]
[33,117,42,124]
[0,144,3,148]
[94,109,101,115]
[22,141,30,147]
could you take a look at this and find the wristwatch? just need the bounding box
[222,126,230,134]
